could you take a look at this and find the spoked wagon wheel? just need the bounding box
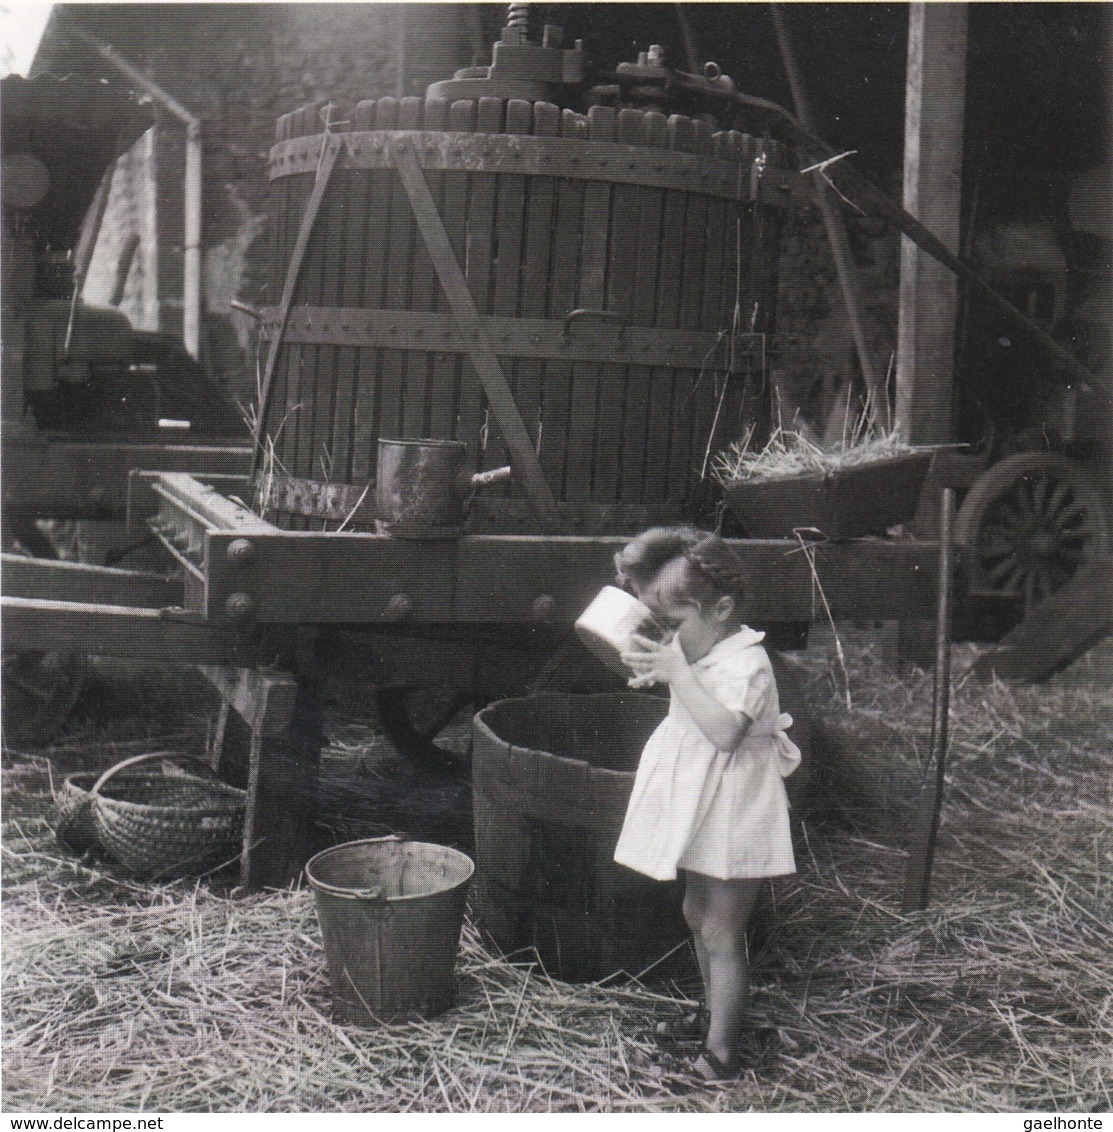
[2,649,88,748]
[373,637,625,772]
[956,452,1111,613]
[374,688,477,773]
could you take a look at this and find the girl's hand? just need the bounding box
[621,633,686,688]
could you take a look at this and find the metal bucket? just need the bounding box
[375,438,511,539]
[304,837,474,1021]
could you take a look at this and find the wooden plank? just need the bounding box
[895,3,968,447]
[199,531,939,625]
[652,182,688,505]
[401,96,439,440]
[512,99,556,479]
[478,98,527,477]
[465,98,500,312]
[0,556,177,608]
[254,132,343,482]
[535,111,589,501]
[325,107,373,487]
[588,111,643,506]
[563,107,614,504]
[376,97,409,443]
[1,597,240,664]
[617,109,656,505]
[674,187,711,501]
[391,140,561,528]
[427,99,476,446]
[971,557,1113,683]
[200,663,310,890]
[1,439,250,521]
[308,124,352,500]
[348,100,387,487]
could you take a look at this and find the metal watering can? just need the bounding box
[375,438,512,539]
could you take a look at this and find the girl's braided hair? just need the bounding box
[614,526,746,602]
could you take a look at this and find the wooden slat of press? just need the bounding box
[399,96,436,439]
[455,97,498,464]
[442,96,498,452]
[375,97,409,443]
[592,108,643,506]
[284,104,329,519]
[307,105,348,495]
[348,100,391,486]
[565,105,615,504]
[287,103,328,500]
[478,99,521,476]
[343,101,381,488]
[267,107,314,499]
[672,116,712,505]
[615,109,653,506]
[634,112,673,507]
[425,97,461,441]
[423,98,468,441]
[652,123,689,506]
[329,100,376,489]
[263,110,293,494]
[691,147,732,486]
[513,99,556,485]
[316,108,355,522]
[716,137,752,465]
[304,121,346,521]
[539,109,589,501]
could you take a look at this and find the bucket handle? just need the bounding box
[89,751,219,798]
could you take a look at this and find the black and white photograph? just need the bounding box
[1,0,1110,1116]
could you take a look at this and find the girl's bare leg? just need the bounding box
[686,873,763,1067]
[681,872,711,994]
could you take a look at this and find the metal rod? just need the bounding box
[902,487,955,911]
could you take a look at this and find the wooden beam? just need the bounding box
[1,555,177,607]
[1,596,241,664]
[895,3,968,446]
[198,531,940,625]
[1,438,250,520]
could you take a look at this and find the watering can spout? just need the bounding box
[463,465,513,492]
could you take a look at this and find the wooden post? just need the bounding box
[895,3,968,448]
[201,665,316,890]
[902,489,955,911]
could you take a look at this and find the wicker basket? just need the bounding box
[75,752,247,879]
[54,765,186,852]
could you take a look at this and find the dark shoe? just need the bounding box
[653,1008,709,1045]
[690,1047,743,1083]
[688,1027,779,1083]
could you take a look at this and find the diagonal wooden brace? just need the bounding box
[389,138,563,532]
[252,134,344,478]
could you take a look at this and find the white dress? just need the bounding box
[613,627,800,881]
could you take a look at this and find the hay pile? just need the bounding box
[3,640,1111,1112]
[709,424,916,487]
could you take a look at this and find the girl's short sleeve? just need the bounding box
[702,646,773,721]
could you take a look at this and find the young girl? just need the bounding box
[611,526,800,1082]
